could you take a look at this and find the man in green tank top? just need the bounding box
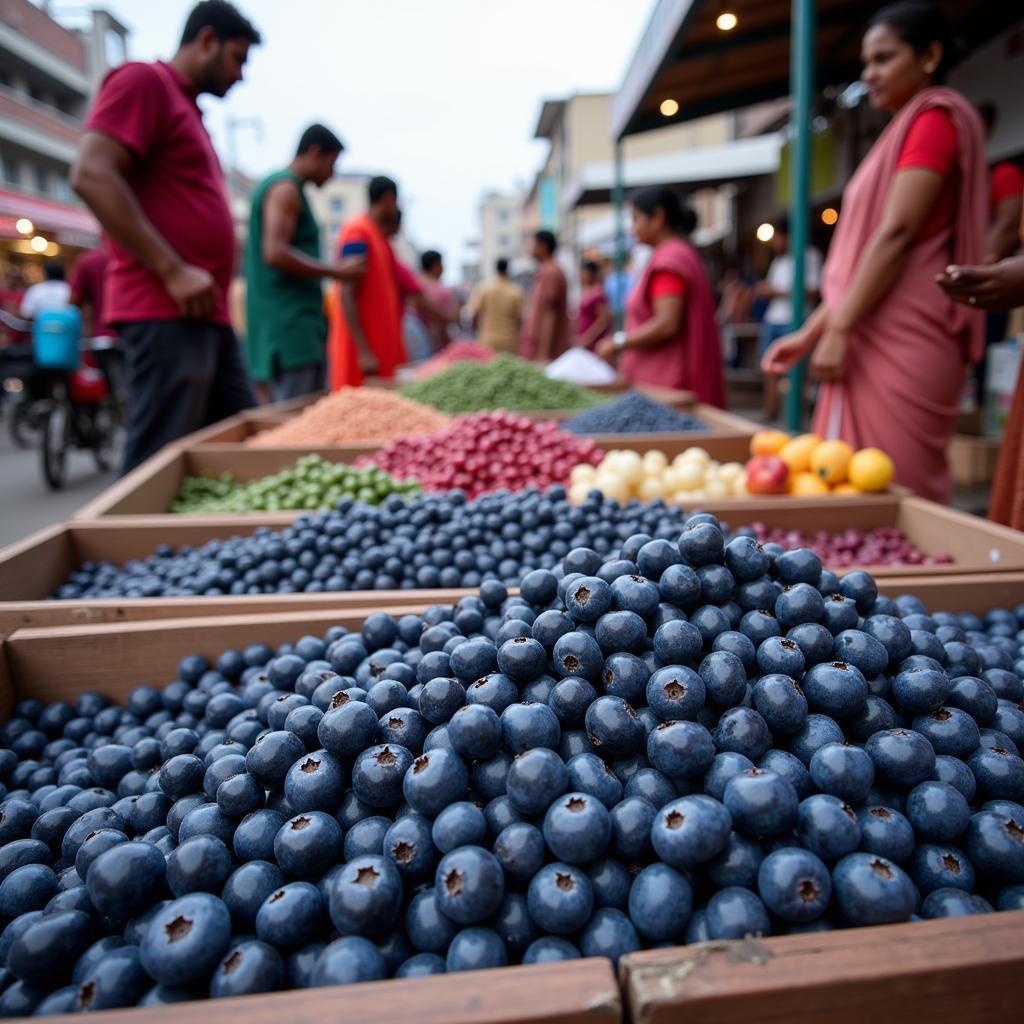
[244,123,365,400]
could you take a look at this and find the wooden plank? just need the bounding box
[73,447,186,519]
[0,522,74,601]
[4,605,433,703]
[622,910,1024,1024]
[877,573,1024,614]
[43,959,620,1024]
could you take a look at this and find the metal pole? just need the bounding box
[612,138,626,331]
[786,0,816,431]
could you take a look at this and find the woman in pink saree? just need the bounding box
[762,2,986,503]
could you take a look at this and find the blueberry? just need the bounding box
[966,810,1024,882]
[704,886,771,939]
[328,856,403,936]
[651,794,732,868]
[699,651,747,706]
[549,676,599,726]
[857,805,916,862]
[628,862,692,941]
[968,746,1024,802]
[384,813,438,880]
[83,840,166,923]
[255,881,323,949]
[233,809,286,863]
[501,702,561,753]
[543,792,611,864]
[396,953,447,978]
[758,847,831,922]
[0,863,57,918]
[646,666,705,722]
[810,743,875,804]
[139,893,231,988]
[72,944,151,1010]
[798,794,861,861]
[317,698,379,759]
[585,696,644,755]
[351,743,414,808]
[222,860,286,931]
[403,748,469,817]
[658,563,702,608]
[723,769,799,837]
[432,802,487,854]
[406,889,458,954]
[490,891,539,955]
[931,754,977,801]
[920,887,992,918]
[527,862,593,935]
[833,629,889,679]
[497,637,547,682]
[312,936,387,985]
[832,853,916,925]
[756,637,806,678]
[466,673,518,715]
[775,584,824,629]
[910,843,976,893]
[802,661,868,718]
[274,812,343,878]
[522,936,581,963]
[724,536,770,582]
[787,713,845,766]
[912,706,981,758]
[493,822,546,885]
[707,830,764,888]
[448,705,503,760]
[866,729,937,787]
[905,781,970,842]
[752,674,808,736]
[244,731,306,789]
[863,614,913,668]
[703,751,756,801]
[165,833,232,898]
[446,927,508,972]
[209,939,285,998]
[647,720,715,779]
[713,707,772,762]
[553,631,605,680]
[625,768,676,808]
[435,845,505,924]
[678,521,725,567]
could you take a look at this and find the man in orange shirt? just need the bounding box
[327,176,405,388]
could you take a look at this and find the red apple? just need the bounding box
[746,456,789,495]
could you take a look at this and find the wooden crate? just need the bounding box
[9,498,1022,633]
[620,911,1024,1024]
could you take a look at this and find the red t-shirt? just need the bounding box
[84,61,234,325]
[895,108,958,241]
[650,270,687,300]
[393,259,422,307]
[991,162,1024,213]
[69,247,114,337]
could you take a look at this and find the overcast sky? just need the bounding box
[94,0,657,278]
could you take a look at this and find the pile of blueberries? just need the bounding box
[51,488,697,599]
[3,511,1023,1014]
[562,392,706,436]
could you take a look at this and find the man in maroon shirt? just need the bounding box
[520,230,569,363]
[71,1,261,473]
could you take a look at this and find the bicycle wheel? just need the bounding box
[90,401,118,473]
[40,391,71,490]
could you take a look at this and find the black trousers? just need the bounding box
[119,319,256,475]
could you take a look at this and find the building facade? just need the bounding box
[0,0,127,275]
[477,191,523,279]
[305,173,372,260]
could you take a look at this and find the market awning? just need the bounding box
[611,0,1018,138]
[565,132,783,209]
[0,187,99,245]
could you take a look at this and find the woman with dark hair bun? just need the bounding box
[596,185,725,407]
[762,1,987,503]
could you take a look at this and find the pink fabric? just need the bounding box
[575,284,605,345]
[623,238,726,407]
[813,86,987,505]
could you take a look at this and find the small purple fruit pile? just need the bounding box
[1,507,1023,1013]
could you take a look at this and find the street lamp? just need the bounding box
[30,235,48,252]
[16,218,33,235]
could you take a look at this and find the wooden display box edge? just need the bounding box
[38,958,620,1024]
[620,910,1024,1024]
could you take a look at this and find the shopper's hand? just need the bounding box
[333,255,367,283]
[163,262,218,318]
[594,336,618,364]
[760,329,815,375]
[809,325,849,382]
[937,260,1024,312]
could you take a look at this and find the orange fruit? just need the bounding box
[789,471,830,496]
[848,448,895,492]
[779,433,822,474]
[810,439,854,485]
[750,429,790,457]
[831,482,861,494]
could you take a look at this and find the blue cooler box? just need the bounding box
[33,308,82,370]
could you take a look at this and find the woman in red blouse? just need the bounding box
[762,1,987,503]
[596,187,725,407]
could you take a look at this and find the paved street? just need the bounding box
[0,408,120,548]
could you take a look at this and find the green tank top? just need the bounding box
[244,169,326,380]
